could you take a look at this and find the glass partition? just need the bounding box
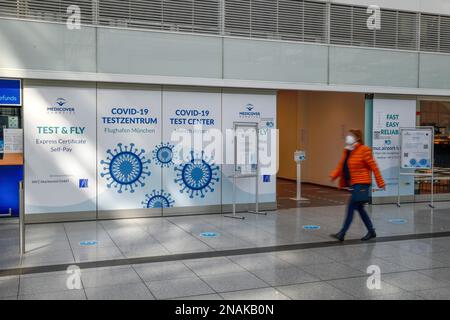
[416,100,450,197]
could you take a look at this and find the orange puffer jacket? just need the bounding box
[330,143,385,189]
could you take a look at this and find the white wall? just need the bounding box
[2,18,450,95]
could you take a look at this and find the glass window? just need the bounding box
[416,100,450,195]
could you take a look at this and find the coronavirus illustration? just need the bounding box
[152,142,174,167]
[100,143,151,193]
[142,189,175,208]
[174,150,220,198]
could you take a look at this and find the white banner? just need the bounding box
[24,83,97,214]
[372,98,416,197]
[162,88,222,208]
[97,85,163,211]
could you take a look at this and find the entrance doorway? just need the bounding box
[276,90,365,208]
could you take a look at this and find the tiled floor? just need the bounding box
[2,236,450,300]
[1,201,450,270]
[1,201,450,299]
[276,180,350,209]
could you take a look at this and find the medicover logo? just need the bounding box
[47,97,76,114]
[239,104,261,119]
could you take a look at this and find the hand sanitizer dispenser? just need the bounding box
[291,151,308,201]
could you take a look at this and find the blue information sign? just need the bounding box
[0,79,22,106]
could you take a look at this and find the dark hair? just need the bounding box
[349,129,364,144]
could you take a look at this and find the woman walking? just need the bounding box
[330,129,385,241]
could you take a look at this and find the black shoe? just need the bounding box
[361,230,377,241]
[331,232,345,242]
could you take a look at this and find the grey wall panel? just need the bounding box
[223,38,328,84]
[97,28,222,78]
[0,19,96,72]
[419,53,450,90]
[329,46,419,88]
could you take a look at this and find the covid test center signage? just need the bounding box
[97,84,162,215]
[372,98,416,198]
[22,81,277,219]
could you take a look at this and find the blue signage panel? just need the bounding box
[0,79,22,106]
[0,166,23,216]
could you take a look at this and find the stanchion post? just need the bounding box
[19,180,25,255]
[224,124,245,220]
[248,124,266,216]
[296,162,301,200]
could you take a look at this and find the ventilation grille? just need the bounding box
[330,5,419,51]
[0,0,449,53]
[0,0,94,24]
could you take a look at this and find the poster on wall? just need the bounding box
[162,88,222,212]
[372,97,416,197]
[222,90,277,206]
[400,128,433,169]
[24,82,97,214]
[0,118,23,166]
[97,85,163,214]
[4,129,23,153]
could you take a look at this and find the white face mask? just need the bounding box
[345,135,356,146]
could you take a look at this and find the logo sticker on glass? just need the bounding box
[389,219,408,225]
[303,225,320,230]
[200,232,220,238]
[79,240,98,246]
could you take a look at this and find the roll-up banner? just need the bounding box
[24,82,97,214]
[97,84,162,217]
[372,97,417,198]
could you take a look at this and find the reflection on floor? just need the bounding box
[277,179,350,209]
[1,236,450,300]
[1,201,450,300]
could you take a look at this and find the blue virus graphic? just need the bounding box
[152,142,174,167]
[142,189,175,208]
[100,143,151,193]
[174,151,220,198]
